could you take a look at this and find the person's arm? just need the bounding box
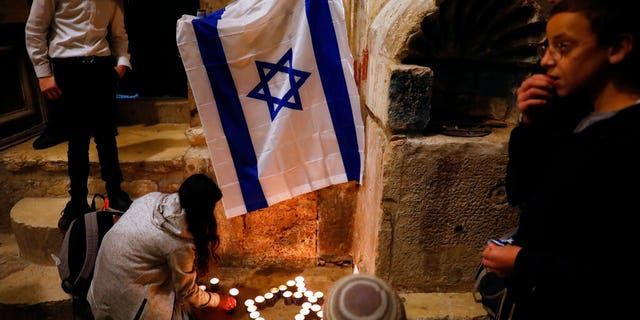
[109,0,131,75]
[25,0,55,78]
[168,246,220,309]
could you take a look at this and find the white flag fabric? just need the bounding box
[177,0,364,218]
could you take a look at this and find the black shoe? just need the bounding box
[108,189,132,212]
[33,129,69,150]
[58,199,91,231]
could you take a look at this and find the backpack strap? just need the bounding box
[74,211,99,290]
[57,217,77,290]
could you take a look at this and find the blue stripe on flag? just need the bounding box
[192,11,269,212]
[305,0,362,182]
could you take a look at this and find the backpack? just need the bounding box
[51,194,124,299]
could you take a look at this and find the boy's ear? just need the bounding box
[609,33,634,64]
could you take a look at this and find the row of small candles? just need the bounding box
[198,275,324,319]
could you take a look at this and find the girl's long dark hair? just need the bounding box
[179,174,223,273]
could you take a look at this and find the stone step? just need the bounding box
[0,123,211,232]
[115,98,191,126]
[0,229,486,320]
[10,196,110,266]
[0,233,72,319]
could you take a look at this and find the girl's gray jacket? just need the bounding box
[87,192,220,320]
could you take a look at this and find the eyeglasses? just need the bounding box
[537,39,573,60]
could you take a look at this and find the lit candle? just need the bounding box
[249,311,261,319]
[226,288,239,314]
[286,279,296,291]
[264,292,275,307]
[278,284,288,295]
[294,314,305,320]
[270,286,281,300]
[317,310,324,319]
[302,301,312,310]
[295,275,305,283]
[311,304,322,313]
[246,305,257,314]
[304,290,314,298]
[283,290,294,305]
[308,296,318,304]
[314,291,324,305]
[244,299,255,308]
[209,277,220,292]
[254,295,266,310]
[299,308,310,317]
[198,285,207,291]
[293,291,304,305]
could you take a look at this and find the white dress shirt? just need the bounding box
[25,0,131,78]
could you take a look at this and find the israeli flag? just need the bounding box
[177,0,364,218]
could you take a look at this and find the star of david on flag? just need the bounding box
[177,0,364,218]
[248,48,311,120]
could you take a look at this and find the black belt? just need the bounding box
[51,56,113,65]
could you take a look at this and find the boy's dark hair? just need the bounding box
[179,173,222,273]
[551,0,640,87]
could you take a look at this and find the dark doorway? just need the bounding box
[119,0,199,99]
[0,22,46,151]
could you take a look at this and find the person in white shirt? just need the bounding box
[25,0,133,230]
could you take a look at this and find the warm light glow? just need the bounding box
[295,276,305,283]
[249,311,260,319]
[255,295,265,303]
[229,288,239,296]
[209,277,220,285]
[244,299,255,307]
[308,296,318,304]
[264,292,274,299]
[198,285,207,291]
[311,304,322,312]
[283,291,293,298]
[314,291,324,298]
[286,280,296,287]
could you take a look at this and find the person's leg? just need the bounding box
[52,60,91,231]
[91,61,131,212]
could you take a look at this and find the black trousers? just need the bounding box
[51,57,123,200]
